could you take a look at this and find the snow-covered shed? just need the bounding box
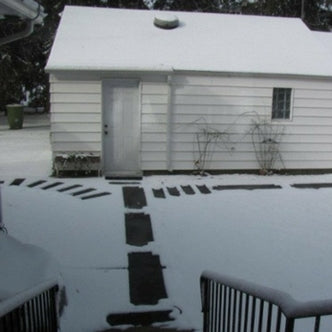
[46,6,332,176]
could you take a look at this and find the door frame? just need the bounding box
[102,78,142,177]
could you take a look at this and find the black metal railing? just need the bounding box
[0,279,59,332]
[201,271,332,332]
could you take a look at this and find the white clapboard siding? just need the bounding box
[51,113,100,123]
[294,89,332,100]
[172,142,332,153]
[51,103,101,114]
[50,78,102,154]
[293,107,332,117]
[142,94,168,105]
[141,113,167,124]
[142,142,167,152]
[52,132,101,142]
[141,160,168,170]
[141,81,169,168]
[294,99,332,109]
[172,133,332,144]
[142,133,167,143]
[52,123,101,132]
[51,93,101,104]
[172,114,259,125]
[175,85,272,97]
[172,104,268,115]
[49,73,332,172]
[169,151,332,162]
[141,104,168,114]
[52,142,100,152]
[169,74,332,171]
[50,82,101,94]
[174,95,271,107]
[141,83,169,95]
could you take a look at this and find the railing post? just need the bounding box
[201,277,209,332]
[285,317,295,332]
[0,185,3,228]
[314,316,321,332]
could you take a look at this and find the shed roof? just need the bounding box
[46,6,332,77]
[314,31,332,55]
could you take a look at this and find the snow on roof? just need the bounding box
[46,6,332,77]
[314,31,332,56]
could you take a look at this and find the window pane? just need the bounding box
[272,88,291,119]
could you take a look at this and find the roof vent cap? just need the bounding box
[154,13,179,29]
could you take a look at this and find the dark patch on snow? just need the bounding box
[181,185,195,195]
[213,184,282,191]
[81,192,111,200]
[71,188,96,196]
[128,252,167,305]
[10,178,25,186]
[152,188,166,198]
[57,184,82,192]
[123,187,147,209]
[42,182,64,190]
[196,184,211,194]
[125,213,153,246]
[109,181,141,185]
[27,180,47,188]
[291,183,332,189]
[167,187,180,196]
[106,310,174,327]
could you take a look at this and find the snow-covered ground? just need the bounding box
[2,113,332,331]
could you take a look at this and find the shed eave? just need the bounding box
[45,64,174,74]
[172,68,332,80]
[45,65,332,81]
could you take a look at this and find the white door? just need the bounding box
[102,80,141,177]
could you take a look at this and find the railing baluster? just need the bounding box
[218,284,223,332]
[200,272,332,332]
[285,317,294,332]
[314,315,321,332]
[41,291,46,330]
[0,284,58,332]
[232,289,237,332]
[22,303,27,332]
[211,281,216,332]
[9,312,15,332]
[208,280,213,332]
[215,282,219,332]
[238,292,243,332]
[222,285,227,332]
[275,307,282,332]
[250,297,256,332]
[27,299,33,332]
[227,287,232,332]
[258,299,264,332]
[244,293,249,332]
[3,314,9,332]
[266,302,272,332]
[203,279,209,332]
[37,293,42,329]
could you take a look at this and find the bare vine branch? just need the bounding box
[249,117,285,174]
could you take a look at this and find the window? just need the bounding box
[272,88,292,120]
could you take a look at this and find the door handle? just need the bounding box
[104,130,108,135]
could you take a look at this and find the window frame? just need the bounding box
[271,87,293,121]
